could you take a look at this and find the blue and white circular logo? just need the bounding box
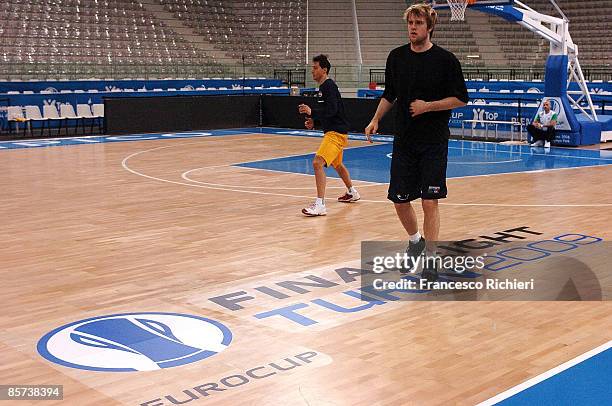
[37,312,232,372]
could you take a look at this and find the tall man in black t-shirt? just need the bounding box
[365,3,468,280]
[298,54,360,217]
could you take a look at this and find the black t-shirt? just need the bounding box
[311,78,350,134]
[382,43,468,145]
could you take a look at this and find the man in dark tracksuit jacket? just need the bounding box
[298,54,360,217]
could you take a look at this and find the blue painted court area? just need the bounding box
[238,133,612,182]
[2,127,611,182]
[492,345,611,405]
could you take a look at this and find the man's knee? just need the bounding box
[421,199,439,212]
[313,155,326,169]
[527,124,539,136]
[394,201,412,212]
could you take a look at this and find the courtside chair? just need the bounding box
[91,103,104,134]
[7,106,30,137]
[42,104,65,137]
[76,103,98,134]
[59,103,85,135]
[24,105,50,137]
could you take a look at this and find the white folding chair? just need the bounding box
[91,104,104,133]
[24,105,50,137]
[7,106,31,136]
[42,104,65,136]
[76,104,97,134]
[92,104,104,118]
[59,103,85,135]
[76,104,93,118]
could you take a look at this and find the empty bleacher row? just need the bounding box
[0,0,223,79]
[162,0,305,67]
[352,0,610,69]
[485,0,612,68]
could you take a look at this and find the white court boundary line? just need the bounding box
[445,145,612,162]
[385,152,523,164]
[182,164,381,190]
[449,160,523,164]
[447,158,524,165]
[477,340,612,406]
[121,135,612,208]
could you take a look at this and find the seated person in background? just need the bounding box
[528,99,557,147]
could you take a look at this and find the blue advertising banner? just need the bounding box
[359,80,612,98]
[0,78,283,94]
[450,104,535,130]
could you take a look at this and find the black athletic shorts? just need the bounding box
[387,141,448,203]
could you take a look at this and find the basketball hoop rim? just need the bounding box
[446,0,470,22]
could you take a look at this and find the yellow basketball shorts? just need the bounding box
[316,131,349,168]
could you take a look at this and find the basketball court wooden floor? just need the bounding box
[1,128,611,405]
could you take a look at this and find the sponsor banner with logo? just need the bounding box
[357,80,612,98]
[0,79,283,94]
[451,104,534,131]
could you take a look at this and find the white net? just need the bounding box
[447,0,469,21]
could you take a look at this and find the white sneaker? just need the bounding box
[531,140,544,147]
[302,203,327,216]
[544,141,551,148]
[337,189,361,203]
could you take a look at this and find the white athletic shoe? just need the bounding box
[544,141,551,148]
[530,140,544,147]
[337,189,361,203]
[302,203,327,216]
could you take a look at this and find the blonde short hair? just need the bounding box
[403,2,438,35]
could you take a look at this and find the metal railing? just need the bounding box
[1,62,610,88]
[0,62,279,81]
[370,66,612,84]
[273,69,306,87]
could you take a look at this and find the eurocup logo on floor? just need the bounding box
[37,312,232,372]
